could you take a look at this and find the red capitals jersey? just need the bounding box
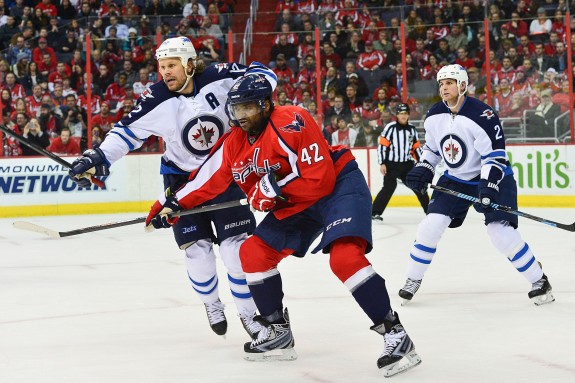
[176,105,355,220]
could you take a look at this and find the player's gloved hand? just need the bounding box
[248,172,284,212]
[406,161,434,194]
[476,179,499,213]
[145,189,183,232]
[68,148,110,188]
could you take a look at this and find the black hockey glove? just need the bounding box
[68,148,110,188]
[476,179,499,213]
[406,161,434,194]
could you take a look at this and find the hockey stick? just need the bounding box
[0,124,105,188]
[12,198,248,238]
[429,184,575,232]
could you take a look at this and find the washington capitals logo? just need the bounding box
[279,113,305,133]
[480,109,495,120]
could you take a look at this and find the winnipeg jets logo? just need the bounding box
[278,113,305,133]
[140,88,154,101]
[439,134,467,168]
[444,142,459,161]
[480,109,495,120]
[192,123,215,147]
[182,115,224,155]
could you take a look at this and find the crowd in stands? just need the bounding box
[268,0,574,147]
[1,0,234,157]
[1,1,573,158]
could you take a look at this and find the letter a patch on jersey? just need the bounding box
[279,113,305,133]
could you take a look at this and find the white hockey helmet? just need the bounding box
[155,37,197,69]
[437,64,468,94]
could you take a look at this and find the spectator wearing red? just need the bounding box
[410,38,432,69]
[296,54,318,88]
[297,0,316,15]
[26,84,44,118]
[35,0,57,18]
[114,98,135,121]
[48,127,80,155]
[505,11,528,38]
[116,84,139,111]
[272,54,295,84]
[273,24,299,46]
[494,78,514,117]
[551,9,566,40]
[296,33,315,66]
[105,73,128,108]
[32,37,56,67]
[420,54,441,80]
[518,35,536,57]
[318,0,338,15]
[121,0,140,17]
[48,62,71,92]
[92,101,116,134]
[454,47,475,70]
[320,41,342,69]
[334,0,358,26]
[275,0,297,14]
[3,72,26,101]
[38,52,57,78]
[356,40,385,71]
[2,111,23,156]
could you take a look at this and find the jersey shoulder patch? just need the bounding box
[195,63,249,91]
[121,81,176,125]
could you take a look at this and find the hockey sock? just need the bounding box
[351,272,392,325]
[406,213,451,280]
[184,239,220,303]
[329,237,371,283]
[246,270,284,318]
[487,222,544,283]
[227,272,258,315]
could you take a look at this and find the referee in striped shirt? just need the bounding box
[372,103,429,221]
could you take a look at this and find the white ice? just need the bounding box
[1,208,574,383]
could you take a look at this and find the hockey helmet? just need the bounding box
[396,103,410,114]
[155,37,197,69]
[226,74,273,126]
[437,64,468,94]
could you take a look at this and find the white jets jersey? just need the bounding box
[422,96,511,185]
[99,62,277,174]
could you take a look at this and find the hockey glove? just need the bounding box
[405,161,434,194]
[68,148,110,188]
[476,179,499,213]
[145,189,183,232]
[248,172,284,212]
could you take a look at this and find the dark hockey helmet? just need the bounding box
[396,102,410,114]
[226,74,273,126]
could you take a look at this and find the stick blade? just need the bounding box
[12,221,61,238]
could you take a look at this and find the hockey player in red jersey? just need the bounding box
[146,74,421,376]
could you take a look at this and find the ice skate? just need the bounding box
[244,308,297,362]
[204,299,227,336]
[371,312,421,377]
[398,278,422,305]
[239,310,264,340]
[528,274,555,306]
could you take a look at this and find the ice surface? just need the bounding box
[1,208,574,383]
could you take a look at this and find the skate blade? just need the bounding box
[381,350,421,378]
[532,291,555,306]
[400,298,413,306]
[244,347,298,362]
